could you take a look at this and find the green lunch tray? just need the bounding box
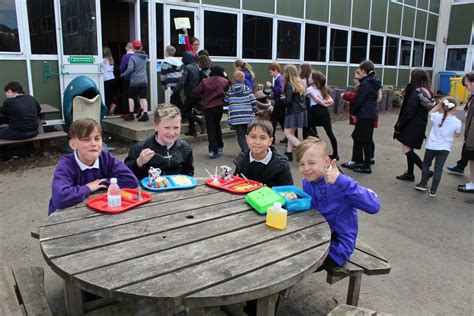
[245,186,286,215]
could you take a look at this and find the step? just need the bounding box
[101,113,233,143]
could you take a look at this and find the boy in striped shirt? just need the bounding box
[161,45,184,110]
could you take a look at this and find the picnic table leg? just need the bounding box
[346,275,362,306]
[256,293,279,316]
[64,280,84,316]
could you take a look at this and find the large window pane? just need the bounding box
[424,44,434,67]
[140,2,149,53]
[277,20,301,59]
[369,35,383,64]
[385,37,398,66]
[243,15,272,59]
[27,0,57,54]
[0,0,20,52]
[204,11,237,56]
[169,9,194,57]
[446,48,467,71]
[412,41,423,67]
[350,31,367,64]
[61,0,97,55]
[304,23,327,62]
[399,40,411,66]
[329,28,348,62]
[155,4,164,59]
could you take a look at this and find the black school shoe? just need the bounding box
[458,184,474,193]
[353,165,372,174]
[396,172,415,182]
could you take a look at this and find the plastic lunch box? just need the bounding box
[245,186,285,215]
[271,185,312,212]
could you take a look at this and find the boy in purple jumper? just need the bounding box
[49,118,138,215]
[296,137,380,268]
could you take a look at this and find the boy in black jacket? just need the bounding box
[233,119,293,187]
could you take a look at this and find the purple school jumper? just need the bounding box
[302,174,380,266]
[48,151,138,215]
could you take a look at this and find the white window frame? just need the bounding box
[444,45,471,72]
[275,16,304,62]
[328,26,350,64]
[303,20,329,65]
[241,11,274,62]
[349,29,369,65]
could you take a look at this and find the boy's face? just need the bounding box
[269,69,279,77]
[192,40,200,52]
[154,116,181,146]
[297,145,330,182]
[246,126,273,158]
[463,78,474,92]
[69,127,102,166]
[4,90,15,98]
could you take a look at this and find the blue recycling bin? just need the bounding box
[438,71,457,94]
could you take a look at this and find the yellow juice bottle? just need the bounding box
[266,202,287,229]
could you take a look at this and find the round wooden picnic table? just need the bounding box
[40,180,330,315]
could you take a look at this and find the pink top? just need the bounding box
[185,36,197,57]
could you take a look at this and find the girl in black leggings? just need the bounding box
[306,71,339,160]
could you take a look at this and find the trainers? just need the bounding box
[123,112,134,121]
[108,103,117,115]
[353,165,372,174]
[429,190,437,197]
[447,165,464,175]
[208,151,219,159]
[370,158,375,165]
[137,112,149,122]
[458,183,474,193]
[396,172,415,182]
[414,183,427,191]
[341,161,356,169]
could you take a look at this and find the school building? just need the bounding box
[0,0,473,126]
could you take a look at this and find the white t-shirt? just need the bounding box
[102,59,115,81]
[306,86,323,107]
[426,112,462,151]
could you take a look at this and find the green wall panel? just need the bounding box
[352,0,370,29]
[327,66,348,87]
[402,7,415,38]
[306,0,329,22]
[398,69,411,87]
[202,0,239,9]
[429,0,440,14]
[0,60,28,104]
[330,0,351,26]
[415,10,427,39]
[383,68,397,86]
[370,0,387,33]
[426,14,438,42]
[242,0,274,14]
[277,0,304,18]
[312,64,327,77]
[31,61,61,119]
[405,0,416,6]
[447,4,474,45]
[387,3,402,35]
[418,0,429,10]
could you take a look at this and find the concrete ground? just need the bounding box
[0,111,472,315]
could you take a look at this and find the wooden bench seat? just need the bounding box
[0,266,52,316]
[0,130,67,146]
[326,240,391,306]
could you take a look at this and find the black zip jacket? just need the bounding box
[125,134,194,179]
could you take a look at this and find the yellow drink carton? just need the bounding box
[266,202,287,229]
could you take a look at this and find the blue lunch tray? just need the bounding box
[271,185,312,212]
[141,175,198,191]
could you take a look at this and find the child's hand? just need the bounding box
[265,81,272,88]
[86,178,107,192]
[324,159,340,184]
[137,148,155,167]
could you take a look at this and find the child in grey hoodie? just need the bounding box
[121,39,149,122]
[161,45,184,110]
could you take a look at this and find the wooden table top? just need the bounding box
[40,182,330,311]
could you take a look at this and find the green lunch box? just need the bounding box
[245,186,286,215]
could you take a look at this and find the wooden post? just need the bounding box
[256,293,279,316]
[346,275,362,306]
[64,280,84,316]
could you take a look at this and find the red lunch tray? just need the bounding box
[205,175,263,194]
[87,189,152,214]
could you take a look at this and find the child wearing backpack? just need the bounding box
[415,97,462,196]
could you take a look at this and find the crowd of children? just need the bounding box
[3,36,467,313]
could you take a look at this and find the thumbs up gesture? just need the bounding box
[324,159,340,184]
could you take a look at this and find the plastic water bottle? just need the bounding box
[266,202,287,229]
[107,178,122,208]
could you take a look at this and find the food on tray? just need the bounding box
[232,182,258,192]
[280,192,299,200]
[171,175,192,186]
[148,177,170,188]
